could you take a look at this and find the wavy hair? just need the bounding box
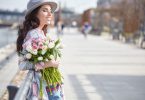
[16,6,48,52]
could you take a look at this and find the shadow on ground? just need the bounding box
[68,74,145,100]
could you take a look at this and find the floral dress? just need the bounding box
[18,28,64,100]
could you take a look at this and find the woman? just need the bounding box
[16,0,64,99]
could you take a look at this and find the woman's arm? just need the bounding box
[18,29,59,70]
[18,55,35,70]
[18,30,38,70]
[35,60,59,70]
[44,60,59,68]
[19,53,59,70]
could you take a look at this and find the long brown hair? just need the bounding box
[16,6,48,53]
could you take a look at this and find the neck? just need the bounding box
[38,24,44,30]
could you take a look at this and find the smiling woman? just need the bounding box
[16,0,65,100]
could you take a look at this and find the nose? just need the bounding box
[47,11,52,17]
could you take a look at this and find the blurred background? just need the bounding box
[1,0,145,100]
[1,0,145,46]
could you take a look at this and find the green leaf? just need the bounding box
[55,39,60,47]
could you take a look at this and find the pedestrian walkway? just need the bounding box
[61,29,145,100]
[1,28,145,100]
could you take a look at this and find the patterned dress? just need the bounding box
[18,28,64,100]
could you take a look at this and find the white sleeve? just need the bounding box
[18,58,34,70]
[23,29,39,48]
[18,29,39,70]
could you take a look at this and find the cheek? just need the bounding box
[37,12,46,20]
[43,12,48,16]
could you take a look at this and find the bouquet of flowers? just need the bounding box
[21,36,63,96]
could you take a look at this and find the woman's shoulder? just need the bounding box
[27,28,40,38]
[28,28,39,35]
[23,29,40,48]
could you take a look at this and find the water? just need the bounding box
[0,27,17,48]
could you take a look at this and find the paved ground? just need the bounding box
[61,28,145,100]
[1,28,145,100]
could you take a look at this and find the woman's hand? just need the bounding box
[35,60,59,71]
[35,62,45,70]
[44,60,59,68]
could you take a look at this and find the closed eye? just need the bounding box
[42,8,52,13]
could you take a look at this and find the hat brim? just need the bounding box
[26,2,57,16]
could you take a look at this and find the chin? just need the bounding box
[47,21,51,25]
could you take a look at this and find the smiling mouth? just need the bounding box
[47,18,51,20]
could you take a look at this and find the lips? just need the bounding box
[47,18,51,21]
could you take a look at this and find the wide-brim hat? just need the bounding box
[26,0,58,16]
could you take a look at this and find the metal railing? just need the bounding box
[14,71,33,100]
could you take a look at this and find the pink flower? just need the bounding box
[32,43,38,50]
[32,38,37,44]
[38,42,43,49]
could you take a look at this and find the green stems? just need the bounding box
[40,67,63,95]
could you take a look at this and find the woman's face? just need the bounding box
[37,4,52,26]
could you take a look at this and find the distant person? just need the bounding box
[16,0,64,100]
[57,21,64,37]
[139,22,145,48]
[110,18,120,40]
[61,23,65,33]
[81,22,92,38]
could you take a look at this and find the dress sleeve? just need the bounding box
[18,29,39,70]
[18,54,35,70]
[23,29,39,48]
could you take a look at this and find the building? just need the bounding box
[96,0,145,38]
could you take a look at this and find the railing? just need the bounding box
[14,71,33,100]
